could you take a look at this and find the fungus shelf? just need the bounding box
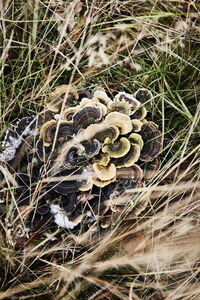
[0,86,162,233]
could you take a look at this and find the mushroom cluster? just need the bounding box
[0,86,162,232]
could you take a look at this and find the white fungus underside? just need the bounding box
[50,204,82,229]
[0,117,39,162]
[50,204,98,229]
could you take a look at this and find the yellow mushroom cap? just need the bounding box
[79,180,93,191]
[129,133,144,150]
[131,106,147,120]
[92,176,116,188]
[102,137,131,158]
[100,218,110,229]
[93,163,116,181]
[148,121,159,130]
[40,120,57,146]
[91,99,108,116]
[79,98,91,108]
[114,144,141,168]
[105,112,132,135]
[131,119,143,132]
[98,153,110,166]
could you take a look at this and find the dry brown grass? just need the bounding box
[0,0,200,299]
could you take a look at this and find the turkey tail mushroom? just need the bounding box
[0,86,162,232]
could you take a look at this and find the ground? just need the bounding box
[0,1,200,299]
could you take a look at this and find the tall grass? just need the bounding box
[0,0,200,299]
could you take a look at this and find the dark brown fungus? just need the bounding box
[73,106,102,130]
[100,216,111,229]
[50,180,80,195]
[81,139,101,157]
[36,139,53,162]
[36,205,50,215]
[61,144,85,169]
[77,88,91,100]
[62,106,80,122]
[0,86,162,232]
[56,122,74,142]
[130,182,150,216]
[79,98,108,117]
[10,136,36,170]
[142,157,160,180]
[40,120,74,146]
[62,193,77,216]
[112,180,138,199]
[134,88,153,107]
[140,121,162,161]
[16,115,40,135]
[42,110,55,123]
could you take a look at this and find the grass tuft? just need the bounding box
[0,0,200,299]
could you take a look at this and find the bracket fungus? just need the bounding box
[0,86,162,234]
[102,137,131,158]
[61,144,85,169]
[134,88,153,107]
[73,106,102,130]
[105,111,133,135]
